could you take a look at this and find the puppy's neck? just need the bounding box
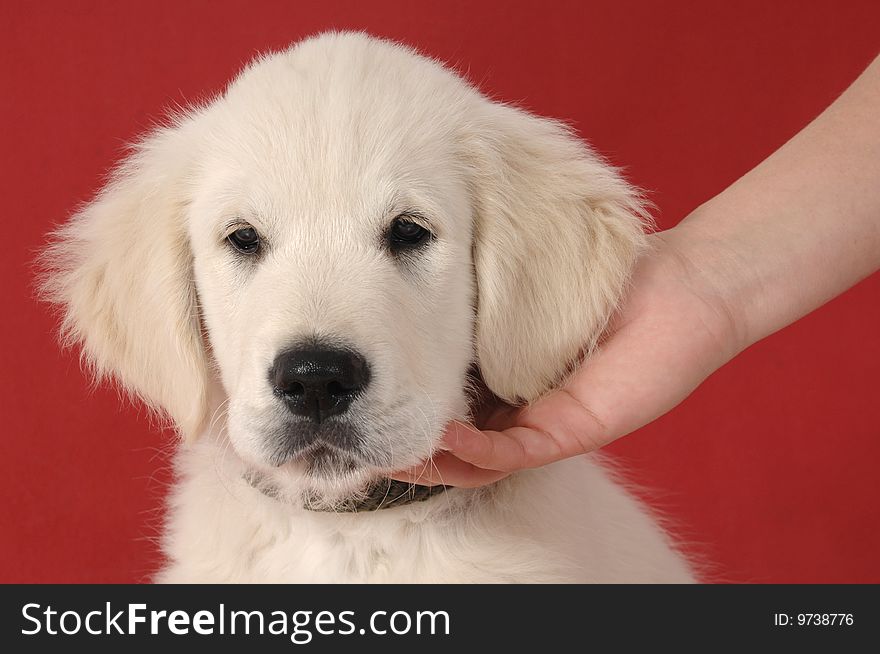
[244,470,451,512]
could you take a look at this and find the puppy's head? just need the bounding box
[42,33,646,502]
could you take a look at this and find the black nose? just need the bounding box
[270,346,370,422]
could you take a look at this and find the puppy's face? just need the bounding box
[188,44,477,496]
[44,33,646,505]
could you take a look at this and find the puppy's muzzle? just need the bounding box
[270,345,370,423]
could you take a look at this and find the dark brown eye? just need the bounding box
[227,225,260,254]
[388,216,431,250]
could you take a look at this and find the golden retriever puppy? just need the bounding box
[43,32,693,582]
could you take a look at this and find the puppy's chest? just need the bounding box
[206,507,555,584]
[244,512,415,583]
[165,458,559,583]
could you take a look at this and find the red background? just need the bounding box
[2,1,878,583]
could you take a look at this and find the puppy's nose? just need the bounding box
[270,347,370,422]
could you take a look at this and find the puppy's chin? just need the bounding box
[236,440,422,509]
[225,411,444,505]
[242,449,373,499]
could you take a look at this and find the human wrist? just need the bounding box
[660,205,762,358]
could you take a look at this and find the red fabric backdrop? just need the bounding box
[2,0,878,583]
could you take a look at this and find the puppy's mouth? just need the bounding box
[265,420,371,472]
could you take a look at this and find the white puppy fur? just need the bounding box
[43,32,694,582]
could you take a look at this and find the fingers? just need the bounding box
[388,394,609,488]
[389,450,510,488]
[444,391,610,470]
[387,378,617,488]
[387,335,651,486]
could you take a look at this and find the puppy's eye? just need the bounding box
[388,216,432,250]
[227,225,261,254]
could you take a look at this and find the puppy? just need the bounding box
[43,32,694,582]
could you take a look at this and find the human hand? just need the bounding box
[392,224,746,487]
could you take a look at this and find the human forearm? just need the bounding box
[670,54,880,353]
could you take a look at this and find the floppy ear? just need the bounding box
[468,102,648,404]
[40,122,209,438]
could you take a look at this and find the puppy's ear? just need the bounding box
[41,122,209,438]
[468,102,648,404]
